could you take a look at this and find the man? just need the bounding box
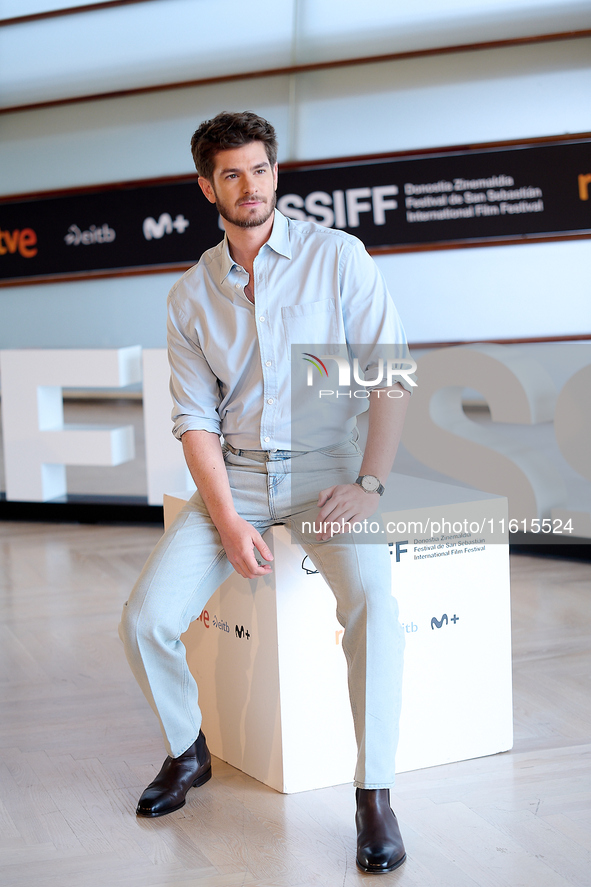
[120,111,413,874]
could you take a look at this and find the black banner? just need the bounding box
[1,137,589,284]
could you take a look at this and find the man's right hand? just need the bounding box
[217,515,274,579]
[181,431,273,578]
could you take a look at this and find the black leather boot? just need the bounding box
[136,730,212,817]
[356,788,406,873]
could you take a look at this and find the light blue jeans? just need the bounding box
[119,436,405,789]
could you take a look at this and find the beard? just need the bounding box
[215,191,277,229]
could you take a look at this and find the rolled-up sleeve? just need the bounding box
[167,294,222,440]
[340,239,417,394]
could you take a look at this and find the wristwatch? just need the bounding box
[355,475,385,496]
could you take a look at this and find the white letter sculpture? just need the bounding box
[401,343,567,521]
[0,347,141,501]
[142,349,194,505]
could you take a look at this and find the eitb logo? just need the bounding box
[303,352,417,398]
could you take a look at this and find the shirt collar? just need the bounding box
[219,209,292,284]
[266,209,292,260]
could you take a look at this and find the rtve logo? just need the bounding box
[277,185,398,229]
[143,213,189,240]
[579,174,591,200]
[0,227,37,258]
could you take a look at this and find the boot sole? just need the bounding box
[136,766,212,818]
[356,851,407,874]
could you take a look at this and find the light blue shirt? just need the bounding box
[168,209,412,450]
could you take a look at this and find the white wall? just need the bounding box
[380,240,591,345]
[0,274,179,349]
[2,0,590,108]
[293,40,591,159]
[0,1,590,349]
[0,1,100,17]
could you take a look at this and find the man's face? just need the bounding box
[198,141,278,229]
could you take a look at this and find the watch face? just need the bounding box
[361,475,380,492]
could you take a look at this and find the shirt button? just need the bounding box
[259,316,265,322]
[267,398,274,405]
[235,283,241,289]
[264,436,270,442]
[265,361,272,367]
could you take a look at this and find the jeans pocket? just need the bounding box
[317,432,362,458]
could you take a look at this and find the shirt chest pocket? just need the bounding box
[281,299,342,360]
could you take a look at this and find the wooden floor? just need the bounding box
[0,520,589,887]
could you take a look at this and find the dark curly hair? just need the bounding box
[191,111,278,181]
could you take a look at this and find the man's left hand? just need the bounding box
[315,483,380,542]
